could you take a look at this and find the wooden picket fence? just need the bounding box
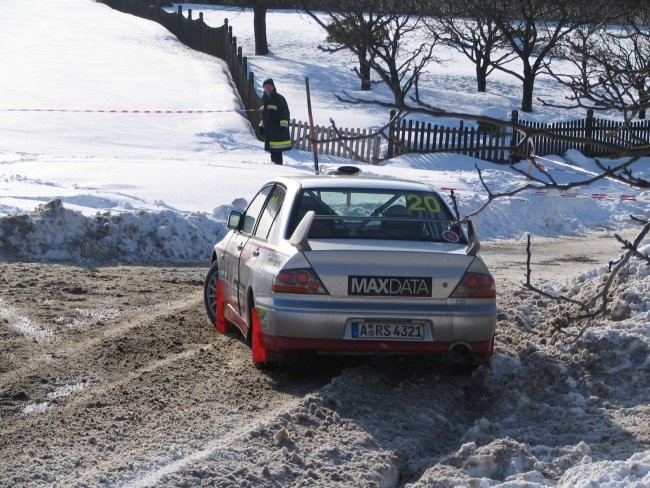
[387,114,510,162]
[388,109,650,162]
[290,121,381,164]
[516,110,650,158]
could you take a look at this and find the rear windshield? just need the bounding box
[287,188,467,243]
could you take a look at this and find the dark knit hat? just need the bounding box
[263,78,275,87]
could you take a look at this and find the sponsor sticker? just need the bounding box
[348,275,432,297]
[443,230,460,242]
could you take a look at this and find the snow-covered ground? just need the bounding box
[0,1,648,487]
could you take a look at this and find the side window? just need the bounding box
[241,185,273,235]
[254,185,286,239]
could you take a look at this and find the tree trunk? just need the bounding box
[358,54,371,91]
[476,65,487,93]
[521,72,535,113]
[253,5,269,56]
[390,68,405,106]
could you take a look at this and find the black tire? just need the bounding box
[203,261,219,326]
[254,361,278,371]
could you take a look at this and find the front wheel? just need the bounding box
[203,261,229,332]
[203,261,218,326]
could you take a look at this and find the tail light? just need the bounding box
[450,272,496,298]
[272,268,328,294]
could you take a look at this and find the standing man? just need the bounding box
[259,78,291,165]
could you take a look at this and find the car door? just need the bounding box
[237,185,286,317]
[222,185,274,319]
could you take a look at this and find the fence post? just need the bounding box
[585,109,594,157]
[387,110,397,158]
[176,5,182,41]
[187,9,192,47]
[249,71,261,129]
[217,18,228,60]
[237,46,243,89]
[372,135,380,164]
[242,56,248,103]
[510,110,519,163]
[198,12,205,54]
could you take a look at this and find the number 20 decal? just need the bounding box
[406,194,442,213]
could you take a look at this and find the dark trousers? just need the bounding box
[270,151,283,165]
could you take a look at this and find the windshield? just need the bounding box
[287,188,467,243]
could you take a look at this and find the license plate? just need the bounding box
[349,321,425,341]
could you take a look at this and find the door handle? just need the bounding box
[237,244,244,251]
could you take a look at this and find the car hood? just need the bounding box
[301,240,475,299]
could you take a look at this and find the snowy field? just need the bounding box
[0,1,648,487]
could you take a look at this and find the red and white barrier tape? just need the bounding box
[439,186,645,203]
[0,108,258,114]
[529,190,642,202]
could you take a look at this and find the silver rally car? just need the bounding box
[204,168,496,369]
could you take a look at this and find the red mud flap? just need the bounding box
[251,307,282,364]
[215,281,228,333]
[472,335,495,366]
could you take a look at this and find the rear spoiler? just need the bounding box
[465,218,480,256]
[289,210,314,251]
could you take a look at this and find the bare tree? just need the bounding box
[302,0,441,107]
[216,0,298,55]
[547,13,650,124]
[422,0,515,93]
[321,14,385,91]
[484,0,594,113]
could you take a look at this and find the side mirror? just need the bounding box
[227,210,242,230]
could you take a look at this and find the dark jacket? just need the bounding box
[259,89,291,152]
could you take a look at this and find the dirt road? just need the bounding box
[0,232,643,487]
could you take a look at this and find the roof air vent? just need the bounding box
[324,165,361,176]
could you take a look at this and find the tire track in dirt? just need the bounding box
[0,295,203,391]
[0,264,342,487]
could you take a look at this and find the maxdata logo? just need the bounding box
[348,276,432,297]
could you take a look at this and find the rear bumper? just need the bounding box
[255,295,497,342]
[254,294,496,361]
[262,334,494,356]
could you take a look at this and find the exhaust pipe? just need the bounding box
[449,343,473,364]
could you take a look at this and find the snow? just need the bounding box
[0,1,648,487]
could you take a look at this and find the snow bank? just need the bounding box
[0,198,226,264]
